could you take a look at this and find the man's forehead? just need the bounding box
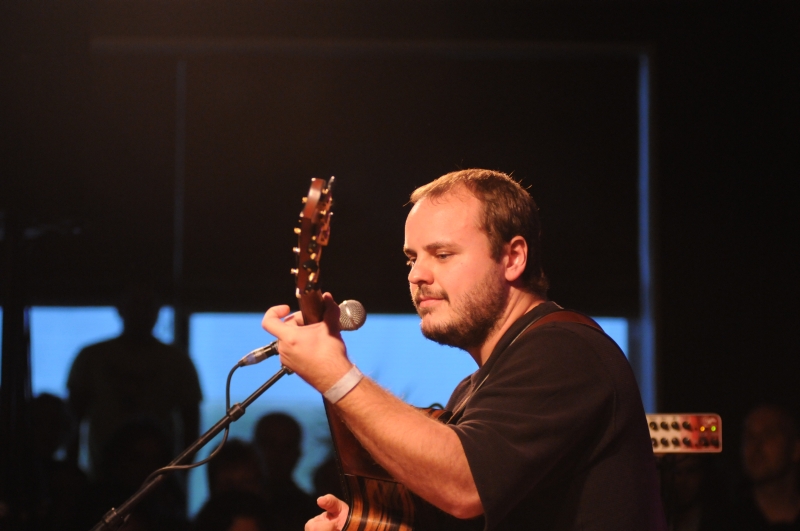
[404,192,487,253]
[407,188,480,223]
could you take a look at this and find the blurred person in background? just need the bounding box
[253,413,318,531]
[737,404,800,529]
[77,420,189,531]
[30,392,88,531]
[192,491,273,531]
[659,454,732,531]
[67,283,202,481]
[206,439,266,499]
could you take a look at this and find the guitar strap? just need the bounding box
[443,308,603,425]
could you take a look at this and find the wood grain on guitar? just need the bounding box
[293,177,451,530]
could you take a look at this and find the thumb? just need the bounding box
[317,494,344,514]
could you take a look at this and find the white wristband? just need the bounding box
[323,366,364,404]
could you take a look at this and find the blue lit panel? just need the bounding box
[29,306,175,398]
[30,307,121,398]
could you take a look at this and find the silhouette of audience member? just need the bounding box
[660,454,732,531]
[30,393,89,531]
[66,284,202,480]
[253,413,318,531]
[312,454,343,502]
[193,491,273,531]
[78,420,189,531]
[206,439,266,499]
[737,404,800,529]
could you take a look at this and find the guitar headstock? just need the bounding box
[292,177,334,324]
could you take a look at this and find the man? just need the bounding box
[262,169,665,530]
[737,404,800,529]
[253,413,318,530]
[67,284,202,481]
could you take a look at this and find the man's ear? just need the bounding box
[503,236,528,283]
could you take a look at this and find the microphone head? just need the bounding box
[339,300,367,331]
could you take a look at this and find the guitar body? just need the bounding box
[293,177,470,531]
[325,402,455,531]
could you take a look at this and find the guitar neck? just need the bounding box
[298,290,324,325]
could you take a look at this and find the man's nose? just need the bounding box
[408,257,433,285]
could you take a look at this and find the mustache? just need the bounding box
[412,286,449,306]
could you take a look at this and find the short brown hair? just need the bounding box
[410,169,548,296]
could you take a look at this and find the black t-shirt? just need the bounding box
[444,301,666,531]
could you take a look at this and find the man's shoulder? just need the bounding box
[511,304,624,358]
[73,336,124,358]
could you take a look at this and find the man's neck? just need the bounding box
[119,330,156,344]
[469,290,545,366]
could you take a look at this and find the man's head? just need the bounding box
[253,413,302,485]
[207,439,266,497]
[742,404,800,486]
[409,169,548,296]
[404,169,546,352]
[116,283,161,340]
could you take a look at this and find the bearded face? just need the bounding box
[411,259,509,351]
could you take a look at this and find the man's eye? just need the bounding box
[406,258,416,267]
[436,253,450,260]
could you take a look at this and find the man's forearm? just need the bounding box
[332,377,483,519]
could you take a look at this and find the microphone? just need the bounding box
[238,300,367,367]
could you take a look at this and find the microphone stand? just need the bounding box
[90,366,292,531]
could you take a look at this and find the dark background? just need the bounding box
[1,1,798,458]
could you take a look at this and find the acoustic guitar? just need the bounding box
[292,177,462,531]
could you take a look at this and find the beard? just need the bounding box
[411,269,509,351]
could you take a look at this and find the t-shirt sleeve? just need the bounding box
[448,325,616,530]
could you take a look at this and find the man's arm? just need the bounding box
[180,402,200,457]
[66,353,90,468]
[334,377,481,518]
[262,295,483,519]
[65,393,87,467]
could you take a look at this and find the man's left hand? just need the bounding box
[261,292,353,394]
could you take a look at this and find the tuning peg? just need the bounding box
[292,247,299,254]
[308,272,316,282]
[302,197,308,203]
[290,268,299,275]
[294,227,301,234]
